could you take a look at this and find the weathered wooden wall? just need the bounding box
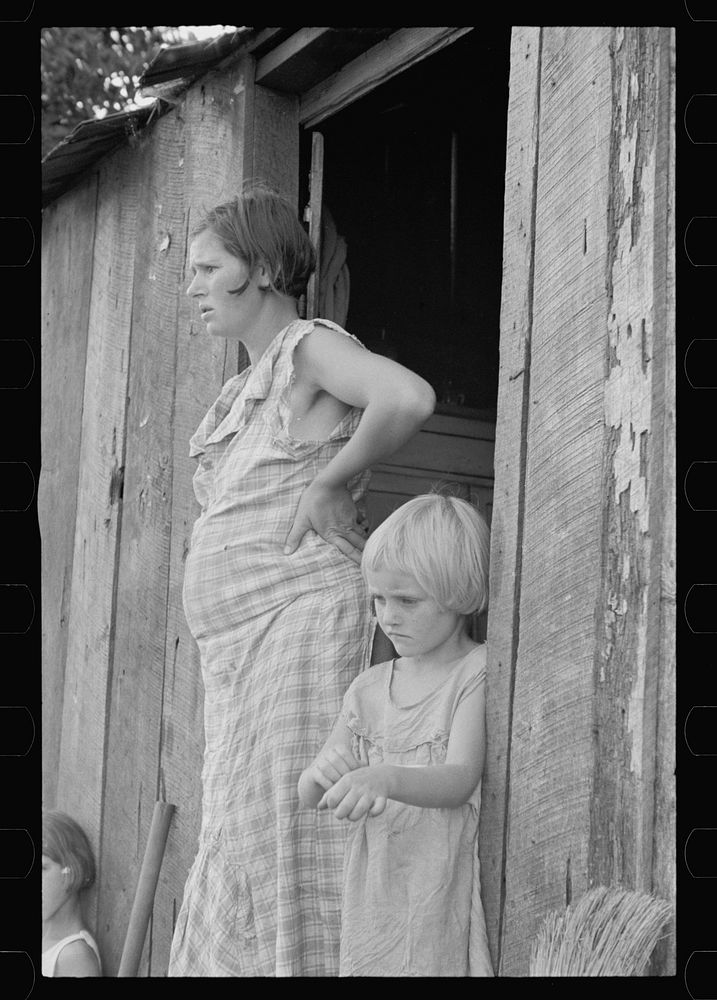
[482,25,675,975]
[40,178,97,811]
[41,53,300,975]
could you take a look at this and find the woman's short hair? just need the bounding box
[362,494,490,615]
[192,182,316,299]
[43,810,96,894]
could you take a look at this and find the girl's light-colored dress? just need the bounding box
[168,319,375,977]
[42,930,102,977]
[338,648,494,977]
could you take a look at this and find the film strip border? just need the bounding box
[0,3,39,998]
[681,3,717,998]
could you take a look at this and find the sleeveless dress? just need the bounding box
[42,930,102,976]
[168,319,375,977]
[338,648,494,977]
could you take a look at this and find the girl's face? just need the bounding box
[366,567,466,664]
[186,229,267,339]
[42,854,71,921]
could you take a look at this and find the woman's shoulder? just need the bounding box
[286,317,366,352]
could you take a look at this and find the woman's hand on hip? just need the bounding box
[284,479,368,564]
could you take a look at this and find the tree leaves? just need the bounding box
[40,27,192,158]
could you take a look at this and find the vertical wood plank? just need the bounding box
[586,26,675,973]
[481,26,542,972]
[305,132,325,319]
[55,146,140,926]
[648,27,675,977]
[243,79,301,319]
[97,110,187,976]
[499,27,614,974]
[496,26,674,975]
[589,24,664,894]
[249,84,300,205]
[151,58,253,975]
[40,176,97,809]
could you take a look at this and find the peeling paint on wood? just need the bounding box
[493,25,674,977]
[588,32,674,978]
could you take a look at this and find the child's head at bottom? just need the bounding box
[362,493,490,629]
[43,809,96,906]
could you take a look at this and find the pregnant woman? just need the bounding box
[168,185,435,976]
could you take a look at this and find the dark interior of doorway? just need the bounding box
[299,29,510,420]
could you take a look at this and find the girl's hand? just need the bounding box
[284,479,369,564]
[318,766,390,821]
[305,746,364,795]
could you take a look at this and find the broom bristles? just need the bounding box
[529,886,673,976]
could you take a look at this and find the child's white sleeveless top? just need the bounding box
[42,930,102,977]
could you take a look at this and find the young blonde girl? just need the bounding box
[299,494,494,977]
[42,811,102,977]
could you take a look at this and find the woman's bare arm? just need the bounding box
[284,328,436,561]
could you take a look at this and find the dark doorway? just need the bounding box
[300,28,510,420]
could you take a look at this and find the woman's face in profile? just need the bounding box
[186,230,260,340]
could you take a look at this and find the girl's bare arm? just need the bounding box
[321,679,486,819]
[297,714,362,809]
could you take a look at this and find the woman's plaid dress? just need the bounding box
[168,319,375,976]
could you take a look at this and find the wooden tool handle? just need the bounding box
[117,801,175,977]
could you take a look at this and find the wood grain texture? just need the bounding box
[589,24,661,893]
[499,27,614,975]
[649,28,675,977]
[299,27,473,127]
[97,110,187,976]
[367,411,495,533]
[587,27,675,974]
[40,176,97,809]
[55,145,140,928]
[247,83,300,202]
[255,27,333,85]
[305,131,324,319]
[494,26,675,976]
[481,26,542,973]
[380,425,494,479]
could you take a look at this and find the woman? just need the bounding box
[168,185,435,976]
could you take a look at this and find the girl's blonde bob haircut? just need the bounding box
[362,494,490,615]
[43,810,96,895]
